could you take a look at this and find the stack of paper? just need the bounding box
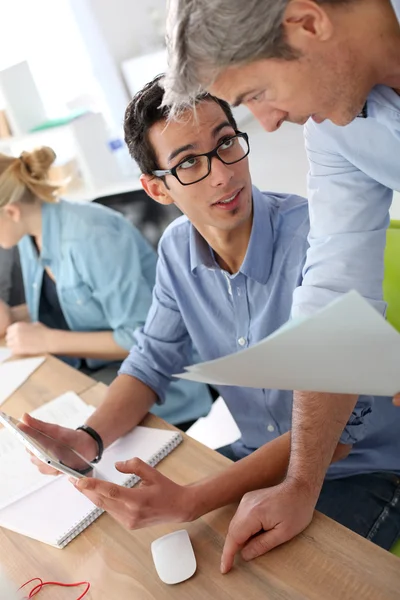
[186,397,240,450]
[176,291,400,397]
[0,357,45,407]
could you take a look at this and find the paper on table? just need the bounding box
[186,397,241,450]
[0,357,45,406]
[0,348,11,365]
[175,291,400,397]
[0,392,95,510]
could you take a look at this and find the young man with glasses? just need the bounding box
[27,76,400,573]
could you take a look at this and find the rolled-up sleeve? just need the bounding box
[119,248,193,404]
[292,120,392,319]
[340,396,373,445]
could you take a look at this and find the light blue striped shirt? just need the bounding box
[120,187,400,478]
[293,0,400,318]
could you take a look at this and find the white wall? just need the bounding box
[246,117,400,219]
[67,0,167,129]
[0,0,99,118]
[86,0,167,65]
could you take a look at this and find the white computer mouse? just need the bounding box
[151,529,197,585]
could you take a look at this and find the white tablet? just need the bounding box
[0,411,92,479]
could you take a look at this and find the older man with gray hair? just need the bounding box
[165,0,400,568]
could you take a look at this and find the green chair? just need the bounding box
[383,220,400,332]
[384,220,400,557]
[391,538,400,558]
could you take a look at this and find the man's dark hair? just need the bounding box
[124,74,238,175]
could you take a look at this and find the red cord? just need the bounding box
[18,577,90,599]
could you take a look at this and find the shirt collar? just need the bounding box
[39,201,61,265]
[189,226,218,272]
[190,186,274,284]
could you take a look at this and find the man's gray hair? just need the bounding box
[163,0,293,111]
[163,0,350,111]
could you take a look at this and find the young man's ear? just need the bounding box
[3,204,22,223]
[140,174,174,206]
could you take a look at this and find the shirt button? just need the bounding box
[76,299,82,305]
[32,283,37,289]
[267,424,275,432]
[237,287,241,296]
[238,337,246,346]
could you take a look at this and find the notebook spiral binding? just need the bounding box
[57,431,183,548]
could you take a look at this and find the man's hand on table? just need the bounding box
[393,394,400,407]
[219,436,352,574]
[0,300,12,337]
[220,477,317,574]
[70,457,195,527]
[5,321,52,356]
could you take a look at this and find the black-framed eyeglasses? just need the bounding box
[152,131,250,186]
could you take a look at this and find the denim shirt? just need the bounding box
[120,187,400,477]
[293,1,400,319]
[18,199,212,424]
[19,200,156,354]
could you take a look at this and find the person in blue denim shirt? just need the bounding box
[27,78,400,573]
[0,147,211,427]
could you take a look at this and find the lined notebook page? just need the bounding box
[0,392,94,510]
[0,425,182,548]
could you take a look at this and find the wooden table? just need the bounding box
[1,359,400,599]
[1,355,95,417]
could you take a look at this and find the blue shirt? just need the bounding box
[121,187,400,478]
[18,199,211,424]
[292,0,400,319]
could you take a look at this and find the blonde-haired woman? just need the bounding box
[0,147,212,427]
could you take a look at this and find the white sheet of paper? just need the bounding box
[0,357,46,406]
[0,391,95,510]
[0,348,11,365]
[175,291,400,397]
[186,397,241,450]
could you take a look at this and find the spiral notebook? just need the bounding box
[0,394,182,548]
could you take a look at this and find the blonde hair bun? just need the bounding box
[20,147,56,180]
[0,146,61,207]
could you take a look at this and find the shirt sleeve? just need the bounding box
[339,395,373,445]
[119,244,193,403]
[291,120,393,319]
[75,228,154,351]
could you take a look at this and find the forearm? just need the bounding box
[186,431,351,520]
[47,329,129,360]
[188,433,291,519]
[10,304,30,323]
[287,391,357,497]
[84,374,157,451]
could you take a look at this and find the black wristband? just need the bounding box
[76,425,104,464]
